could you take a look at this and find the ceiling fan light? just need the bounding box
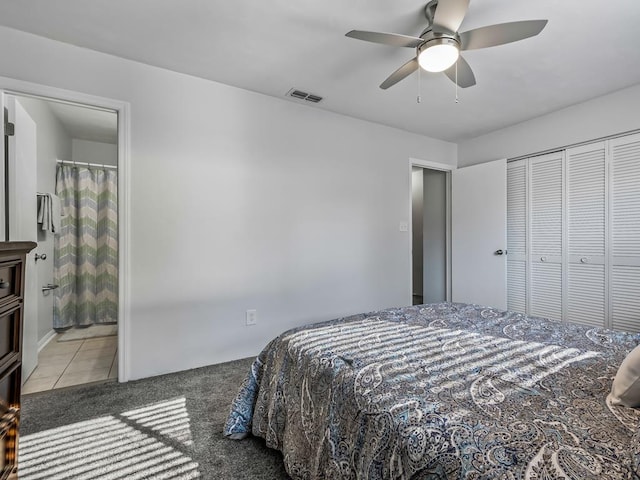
[418,38,460,72]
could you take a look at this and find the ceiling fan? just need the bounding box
[346,0,547,89]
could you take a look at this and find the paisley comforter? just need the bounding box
[224,302,640,479]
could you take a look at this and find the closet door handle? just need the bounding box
[494,249,506,256]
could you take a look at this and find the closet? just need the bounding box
[506,132,640,332]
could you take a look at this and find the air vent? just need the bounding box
[290,90,308,100]
[286,88,323,104]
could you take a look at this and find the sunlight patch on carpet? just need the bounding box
[122,397,194,447]
[18,398,199,479]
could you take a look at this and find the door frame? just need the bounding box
[409,158,453,306]
[0,76,132,382]
[6,97,38,380]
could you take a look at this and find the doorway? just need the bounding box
[411,163,451,305]
[5,94,119,393]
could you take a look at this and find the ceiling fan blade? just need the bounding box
[433,0,470,34]
[460,20,548,50]
[345,30,423,48]
[443,56,476,88]
[380,58,419,89]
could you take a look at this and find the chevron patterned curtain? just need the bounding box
[54,165,118,329]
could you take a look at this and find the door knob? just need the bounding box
[494,249,506,255]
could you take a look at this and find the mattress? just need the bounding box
[225,302,640,479]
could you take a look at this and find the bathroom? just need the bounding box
[6,95,119,393]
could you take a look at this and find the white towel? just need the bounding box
[37,194,48,230]
[36,193,62,234]
[37,195,43,224]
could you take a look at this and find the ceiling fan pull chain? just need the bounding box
[417,66,422,104]
[455,60,459,104]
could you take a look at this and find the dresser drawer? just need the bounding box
[0,307,20,374]
[0,364,20,417]
[0,261,21,311]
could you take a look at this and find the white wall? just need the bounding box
[18,96,72,343]
[72,139,117,166]
[458,83,640,166]
[0,26,456,380]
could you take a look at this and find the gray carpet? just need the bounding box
[20,357,291,480]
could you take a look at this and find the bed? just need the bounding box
[224,302,640,479]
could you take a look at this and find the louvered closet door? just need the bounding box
[507,160,526,313]
[610,133,640,333]
[529,153,563,321]
[565,143,606,327]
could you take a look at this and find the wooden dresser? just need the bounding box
[0,242,36,480]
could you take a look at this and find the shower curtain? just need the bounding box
[54,164,118,329]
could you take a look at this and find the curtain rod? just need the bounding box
[507,128,640,163]
[57,159,117,170]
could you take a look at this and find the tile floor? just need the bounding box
[22,334,118,394]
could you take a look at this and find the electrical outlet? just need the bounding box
[399,221,409,232]
[246,309,257,326]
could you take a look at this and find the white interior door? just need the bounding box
[529,152,564,322]
[610,133,640,333]
[6,95,39,382]
[506,160,527,313]
[566,143,606,327]
[452,159,507,309]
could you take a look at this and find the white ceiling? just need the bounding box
[45,101,117,144]
[1,0,639,142]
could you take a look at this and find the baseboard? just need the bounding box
[38,329,57,352]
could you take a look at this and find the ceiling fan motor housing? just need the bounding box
[417,31,460,54]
